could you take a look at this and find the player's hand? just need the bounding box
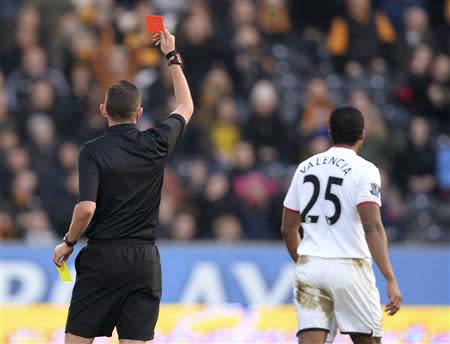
[153,29,176,55]
[53,242,74,267]
[385,279,402,316]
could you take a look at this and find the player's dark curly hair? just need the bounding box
[105,80,141,120]
[329,106,365,146]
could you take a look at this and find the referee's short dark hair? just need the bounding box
[329,106,365,146]
[105,80,141,120]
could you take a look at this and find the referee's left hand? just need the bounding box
[53,243,74,267]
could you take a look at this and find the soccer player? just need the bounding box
[281,106,402,344]
[52,29,193,344]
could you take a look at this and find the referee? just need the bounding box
[53,29,193,344]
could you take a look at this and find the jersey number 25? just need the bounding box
[301,175,343,225]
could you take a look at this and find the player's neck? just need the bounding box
[333,144,359,153]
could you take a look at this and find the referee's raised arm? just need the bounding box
[153,29,194,123]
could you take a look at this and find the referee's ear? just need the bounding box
[100,103,108,119]
[136,107,143,122]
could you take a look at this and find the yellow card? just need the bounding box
[56,261,72,282]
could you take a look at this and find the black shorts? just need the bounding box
[65,240,162,341]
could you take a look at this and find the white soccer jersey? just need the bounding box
[284,146,382,259]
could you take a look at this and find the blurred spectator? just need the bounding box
[233,170,278,239]
[397,46,450,132]
[231,141,257,178]
[426,54,450,130]
[199,66,234,112]
[396,44,433,111]
[198,172,240,238]
[395,117,436,195]
[97,45,134,92]
[212,214,242,243]
[57,142,79,173]
[210,97,241,165]
[177,2,220,99]
[184,159,208,198]
[0,128,20,151]
[26,114,57,177]
[1,146,30,204]
[4,147,30,178]
[232,24,274,93]
[6,46,70,113]
[230,0,256,28]
[0,5,41,75]
[350,89,403,167]
[393,6,438,70]
[244,80,286,161]
[10,169,40,213]
[298,77,333,137]
[169,212,198,241]
[40,144,79,237]
[20,80,75,137]
[16,209,54,245]
[257,0,291,38]
[0,211,16,240]
[379,168,407,241]
[327,0,396,69]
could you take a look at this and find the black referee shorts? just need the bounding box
[65,240,162,341]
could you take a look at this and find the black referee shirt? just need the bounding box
[77,114,186,241]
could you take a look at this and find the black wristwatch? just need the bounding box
[165,50,182,66]
[63,233,77,247]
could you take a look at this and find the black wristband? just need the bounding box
[165,50,182,66]
[165,50,178,60]
[63,233,77,247]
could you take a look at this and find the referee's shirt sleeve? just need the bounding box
[77,144,99,202]
[147,113,186,157]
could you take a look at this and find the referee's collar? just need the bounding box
[106,123,137,134]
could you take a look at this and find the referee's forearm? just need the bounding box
[66,201,96,242]
[170,65,194,122]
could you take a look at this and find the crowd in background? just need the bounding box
[0,0,449,244]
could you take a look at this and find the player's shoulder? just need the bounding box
[298,151,327,167]
[354,154,380,174]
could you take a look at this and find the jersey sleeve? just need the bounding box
[283,168,300,212]
[78,144,99,202]
[146,113,186,157]
[356,164,382,207]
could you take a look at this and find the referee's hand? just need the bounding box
[153,29,175,55]
[53,242,74,267]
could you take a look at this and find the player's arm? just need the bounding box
[281,168,302,262]
[53,146,98,266]
[358,203,402,316]
[153,29,194,123]
[281,207,301,262]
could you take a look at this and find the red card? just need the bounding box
[146,15,164,33]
